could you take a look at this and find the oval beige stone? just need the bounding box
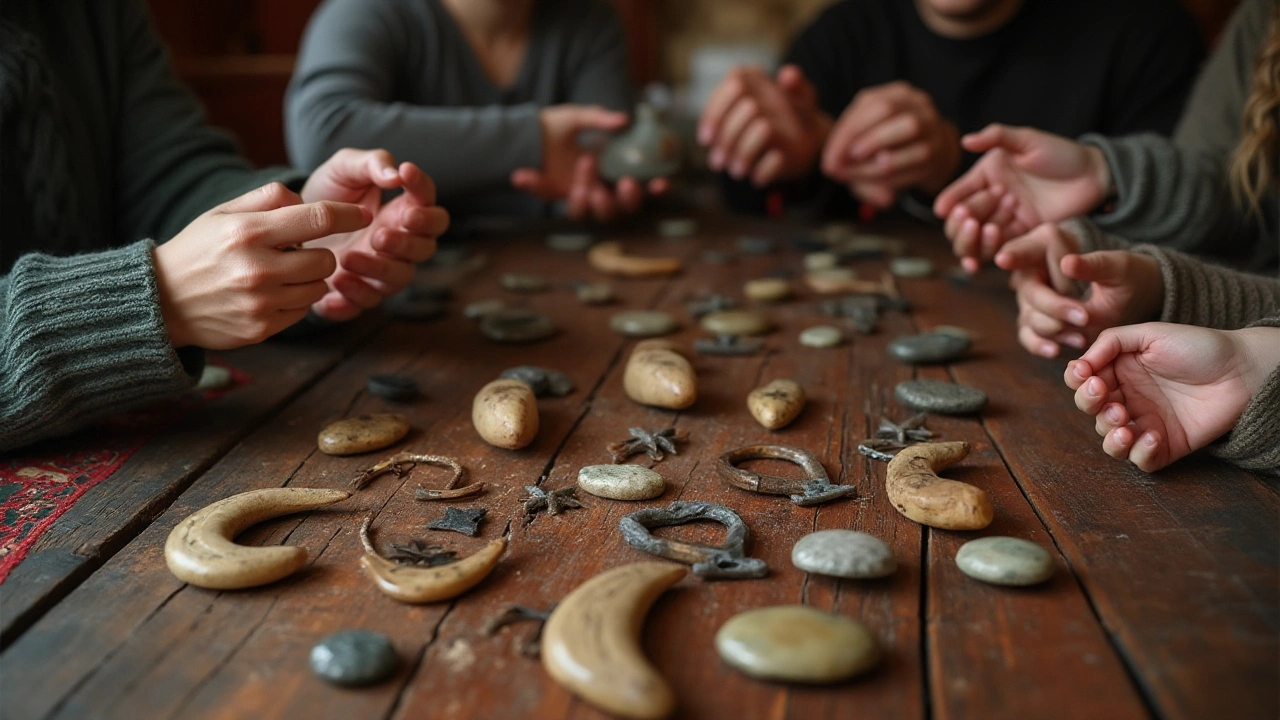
[318,414,411,456]
[472,379,539,450]
[623,341,696,409]
[715,605,880,683]
[743,277,792,303]
[747,379,805,430]
[701,310,773,337]
[578,465,665,500]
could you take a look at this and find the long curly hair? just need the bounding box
[1231,2,1280,213]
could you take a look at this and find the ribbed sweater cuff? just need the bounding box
[0,240,202,451]
[1133,244,1280,329]
[1211,317,1280,475]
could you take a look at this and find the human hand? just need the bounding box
[1064,323,1280,471]
[934,124,1112,272]
[301,149,450,321]
[996,224,1163,358]
[697,64,832,186]
[820,81,960,209]
[511,105,667,222]
[153,182,370,349]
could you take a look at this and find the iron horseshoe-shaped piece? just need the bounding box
[618,501,768,580]
[716,445,857,506]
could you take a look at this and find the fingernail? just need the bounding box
[1064,333,1085,349]
[1068,309,1087,325]
[708,150,723,170]
[1087,379,1101,397]
[697,126,710,144]
[1143,433,1158,447]
[380,166,398,180]
[1073,363,1088,379]
[1106,406,1122,423]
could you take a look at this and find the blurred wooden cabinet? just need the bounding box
[147,0,660,168]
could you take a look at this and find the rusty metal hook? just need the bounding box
[618,501,768,580]
[716,445,856,506]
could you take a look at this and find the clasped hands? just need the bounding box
[697,64,961,209]
[154,149,449,350]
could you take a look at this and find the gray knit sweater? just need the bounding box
[286,0,630,219]
[0,1,304,453]
[1080,0,1279,273]
[1067,219,1280,473]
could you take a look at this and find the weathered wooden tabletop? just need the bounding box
[2,210,1276,720]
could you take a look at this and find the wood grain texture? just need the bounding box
[1,216,1273,720]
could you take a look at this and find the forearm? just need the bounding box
[1211,320,1280,474]
[287,97,542,202]
[1080,133,1239,254]
[1132,245,1280,329]
[0,242,200,453]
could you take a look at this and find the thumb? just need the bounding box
[1060,251,1134,287]
[1078,324,1156,371]
[961,123,1035,154]
[777,64,817,108]
[994,229,1050,272]
[511,167,555,197]
[216,182,303,215]
[565,106,629,132]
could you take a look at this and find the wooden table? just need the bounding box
[2,211,1276,720]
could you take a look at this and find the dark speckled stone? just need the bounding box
[894,380,987,415]
[480,310,557,343]
[310,630,397,686]
[366,374,419,402]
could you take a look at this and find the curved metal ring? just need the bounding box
[715,444,856,507]
[618,501,768,580]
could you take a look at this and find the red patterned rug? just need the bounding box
[0,362,250,584]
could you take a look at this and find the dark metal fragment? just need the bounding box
[520,486,585,525]
[607,426,688,464]
[618,501,768,580]
[427,507,487,536]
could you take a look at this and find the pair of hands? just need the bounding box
[511,105,669,223]
[1065,323,1280,472]
[154,149,449,350]
[697,64,960,208]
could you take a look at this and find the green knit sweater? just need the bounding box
[1080,0,1279,273]
[0,0,304,452]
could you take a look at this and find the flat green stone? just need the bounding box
[463,298,506,319]
[575,283,615,305]
[894,379,987,415]
[657,218,698,238]
[715,605,880,683]
[803,252,839,271]
[956,537,1055,586]
[480,309,557,343]
[311,630,397,686]
[577,464,665,500]
[799,325,844,348]
[889,257,935,279]
[701,310,772,337]
[888,332,971,364]
[792,530,896,579]
[546,233,595,251]
[501,273,549,293]
[609,310,678,337]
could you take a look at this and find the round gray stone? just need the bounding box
[545,370,575,397]
[799,325,844,348]
[383,289,445,321]
[575,282,615,305]
[715,606,880,684]
[889,257,935,279]
[366,374,419,402]
[310,630,397,686]
[501,273,549,293]
[546,233,595,251]
[463,298,506,320]
[479,309,557,343]
[657,218,698,238]
[791,530,896,579]
[578,464,665,500]
[194,365,232,393]
[609,310,679,337]
[956,537,1055,586]
[888,332,971,364]
[499,366,550,396]
[701,310,772,337]
[894,379,988,414]
[736,235,776,255]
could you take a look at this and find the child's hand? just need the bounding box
[511,105,668,223]
[934,124,1112,272]
[1064,323,1280,471]
[995,224,1163,357]
[301,150,449,321]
